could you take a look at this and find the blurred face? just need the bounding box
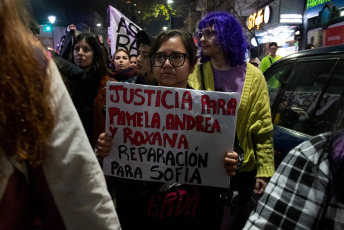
[269,45,278,57]
[137,44,151,75]
[152,36,194,88]
[130,56,137,69]
[279,101,288,111]
[199,26,222,58]
[73,39,93,71]
[114,50,130,71]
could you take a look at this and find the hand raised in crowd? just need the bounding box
[254,177,270,195]
[68,24,76,36]
[97,132,113,157]
[224,151,238,176]
[98,35,104,44]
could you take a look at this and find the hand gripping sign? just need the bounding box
[103,82,239,188]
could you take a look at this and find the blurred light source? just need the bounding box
[163,26,168,31]
[97,23,101,27]
[280,14,302,19]
[167,0,173,3]
[280,14,302,24]
[44,25,52,32]
[48,16,56,24]
[251,37,258,47]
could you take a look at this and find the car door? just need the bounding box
[265,56,344,167]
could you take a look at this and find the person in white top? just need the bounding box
[0,0,121,229]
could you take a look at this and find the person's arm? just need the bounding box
[253,131,274,195]
[59,24,76,60]
[244,137,329,229]
[251,69,275,194]
[42,60,121,230]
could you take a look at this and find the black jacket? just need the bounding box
[52,54,99,144]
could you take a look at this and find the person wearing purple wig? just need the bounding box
[188,11,274,229]
[244,95,344,229]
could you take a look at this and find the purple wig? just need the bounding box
[198,12,248,67]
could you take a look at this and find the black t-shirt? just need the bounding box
[115,178,225,230]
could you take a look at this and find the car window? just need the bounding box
[273,60,337,134]
[307,59,344,135]
[265,64,293,106]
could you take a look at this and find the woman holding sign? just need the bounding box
[105,30,240,230]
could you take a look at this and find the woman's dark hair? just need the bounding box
[269,42,278,48]
[149,30,198,70]
[305,44,315,50]
[72,33,110,77]
[198,12,248,67]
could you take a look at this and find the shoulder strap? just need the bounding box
[269,57,273,65]
[200,63,205,90]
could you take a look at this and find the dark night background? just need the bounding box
[26,0,183,36]
[29,0,111,26]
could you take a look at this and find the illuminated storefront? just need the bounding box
[247,0,305,59]
[307,0,344,47]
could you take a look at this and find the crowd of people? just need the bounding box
[1,0,343,229]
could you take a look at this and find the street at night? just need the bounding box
[1,0,344,229]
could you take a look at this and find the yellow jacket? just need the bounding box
[260,54,282,72]
[188,61,275,177]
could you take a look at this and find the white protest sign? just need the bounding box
[108,5,141,57]
[103,82,239,188]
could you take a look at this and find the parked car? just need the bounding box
[263,44,344,167]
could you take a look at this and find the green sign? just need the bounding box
[307,0,331,9]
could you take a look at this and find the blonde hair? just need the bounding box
[0,0,54,167]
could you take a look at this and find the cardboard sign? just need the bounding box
[108,6,141,57]
[103,82,239,188]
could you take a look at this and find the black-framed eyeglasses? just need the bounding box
[198,28,216,40]
[150,52,188,67]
